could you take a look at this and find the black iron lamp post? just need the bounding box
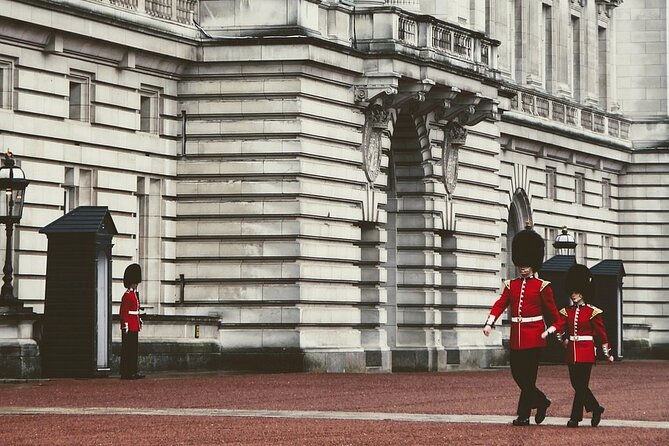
[0,151,29,308]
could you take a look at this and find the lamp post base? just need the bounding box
[0,299,31,315]
[0,309,40,379]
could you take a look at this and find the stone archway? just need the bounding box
[505,188,532,280]
[355,81,500,371]
[385,110,445,372]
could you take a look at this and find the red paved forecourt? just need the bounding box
[1,360,668,445]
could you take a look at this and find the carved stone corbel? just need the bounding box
[386,79,435,113]
[354,85,398,107]
[45,32,63,53]
[441,121,467,195]
[435,104,476,125]
[360,99,392,183]
[354,72,401,108]
[596,0,622,17]
[367,101,391,130]
[418,87,462,126]
[445,121,468,146]
[434,92,481,196]
[434,91,481,124]
[460,98,500,126]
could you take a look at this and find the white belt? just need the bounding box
[127,311,140,315]
[511,315,543,323]
[569,335,593,341]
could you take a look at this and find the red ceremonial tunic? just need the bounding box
[550,304,609,364]
[487,277,559,350]
[119,289,141,332]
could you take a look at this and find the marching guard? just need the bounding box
[542,263,614,427]
[483,226,560,426]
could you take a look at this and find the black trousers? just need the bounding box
[510,348,550,418]
[568,363,599,421]
[120,331,139,378]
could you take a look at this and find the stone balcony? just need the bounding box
[509,88,632,141]
[352,9,498,75]
[90,0,199,24]
[194,0,499,77]
[44,0,498,76]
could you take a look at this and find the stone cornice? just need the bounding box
[596,0,623,17]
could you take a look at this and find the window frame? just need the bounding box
[0,57,15,110]
[139,86,161,134]
[68,72,92,122]
[574,172,585,205]
[546,167,557,200]
[602,178,611,209]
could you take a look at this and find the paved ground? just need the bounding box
[1,360,668,445]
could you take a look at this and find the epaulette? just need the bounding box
[560,308,568,317]
[539,279,551,291]
[588,304,603,319]
[504,279,511,290]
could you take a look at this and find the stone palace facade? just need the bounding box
[0,0,667,373]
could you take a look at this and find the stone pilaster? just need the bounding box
[358,222,391,372]
[524,0,543,87]
[583,1,599,106]
[357,97,393,372]
[555,0,573,97]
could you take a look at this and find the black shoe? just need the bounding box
[535,399,551,424]
[512,417,530,426]
[567,419,579,428]
[591,406,605,427]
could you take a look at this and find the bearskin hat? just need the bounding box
[511,229,545,271]
[565,263,594,301]
[123,263,142,288]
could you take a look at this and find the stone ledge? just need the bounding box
[0,341,41,379]
[111,340,221,374]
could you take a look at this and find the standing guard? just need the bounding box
[119,263,144,380]
[483,226,559,426]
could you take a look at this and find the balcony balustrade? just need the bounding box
[358,10,498,73]
[384,0,420,11]
[510,90,630,140]
[97,0,198,24]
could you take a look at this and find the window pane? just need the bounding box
[140,95,152,132]
[69,82,82,120]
